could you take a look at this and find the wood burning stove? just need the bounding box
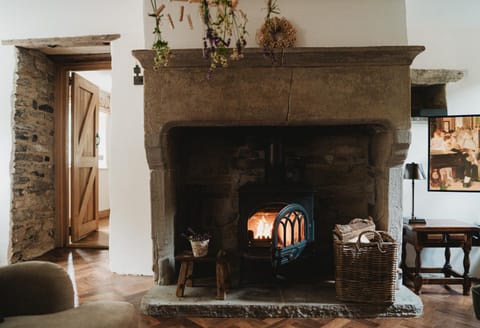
[238,184,315,280]
[238,135,315,281]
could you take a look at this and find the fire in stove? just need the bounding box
[247,208,308,249]
[247,211,276,241]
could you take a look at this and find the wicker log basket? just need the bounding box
[333,230,398,304]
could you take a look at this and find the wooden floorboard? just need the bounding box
[69,217,109,249]
[35,248,478,328]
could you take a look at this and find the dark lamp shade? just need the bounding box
[403,163,426,180]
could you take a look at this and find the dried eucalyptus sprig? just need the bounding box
[149,0,172,69]
[201,0,248,78]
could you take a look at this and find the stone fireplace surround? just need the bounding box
[134,46,424,287]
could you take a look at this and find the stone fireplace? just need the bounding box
[133,46,424,285]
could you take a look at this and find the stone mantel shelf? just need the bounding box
[133,46,425,69]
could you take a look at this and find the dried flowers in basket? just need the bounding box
[256,0,296,62]
[148,0,172,69]
[200,0,248,78]
[182,228,212,257]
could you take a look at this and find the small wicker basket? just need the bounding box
[190,239,209,257]
[333,230,398,304]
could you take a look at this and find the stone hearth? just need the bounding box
[141,284,422,318]
[134,46,424,286]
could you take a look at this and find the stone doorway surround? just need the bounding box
[133,46,425,285]
[2,34,118,262]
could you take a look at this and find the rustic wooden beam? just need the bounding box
[48,53,112,66]
[2,34,120,48]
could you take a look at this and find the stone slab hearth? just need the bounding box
[141,284,422,318]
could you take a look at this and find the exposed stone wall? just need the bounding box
[9,48,56,262]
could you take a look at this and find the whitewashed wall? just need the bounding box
[0,0,151,274]
[0,0,408,273]
[143,0,408,48]
[405,0,480,277]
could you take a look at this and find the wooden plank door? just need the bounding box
[71,73,99,242]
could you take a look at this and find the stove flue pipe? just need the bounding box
[265,135,285,184]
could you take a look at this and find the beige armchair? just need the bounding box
[0,261,137,328]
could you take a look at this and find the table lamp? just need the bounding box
[404,162,426,224]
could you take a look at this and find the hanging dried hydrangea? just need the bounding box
[149,0,172,69]
[256,0,296,61]
[200,0,248,77]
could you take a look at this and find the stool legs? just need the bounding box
[176,260,193,297]
[186,261,194,287]
[216,261,230,300]
[176,252,230,299]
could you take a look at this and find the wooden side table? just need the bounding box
[175,250,230,300]
[401,219,479,295]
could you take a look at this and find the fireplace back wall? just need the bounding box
[172,126,375,273]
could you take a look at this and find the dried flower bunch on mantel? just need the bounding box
[148,0,248,77]
[256,0,296,62]
[146,0,298,74]
[200,0,248,77]
[149,0,172,68]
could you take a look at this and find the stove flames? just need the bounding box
[247,207,308,249]
[247,211,277,241]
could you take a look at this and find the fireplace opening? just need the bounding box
[171,125,380,281]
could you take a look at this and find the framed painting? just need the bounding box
[428,115,480,191]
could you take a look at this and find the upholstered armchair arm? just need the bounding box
[0,261,74,317]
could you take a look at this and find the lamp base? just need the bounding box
[408,217,426,225]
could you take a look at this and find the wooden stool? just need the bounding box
[175,250,230,300]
